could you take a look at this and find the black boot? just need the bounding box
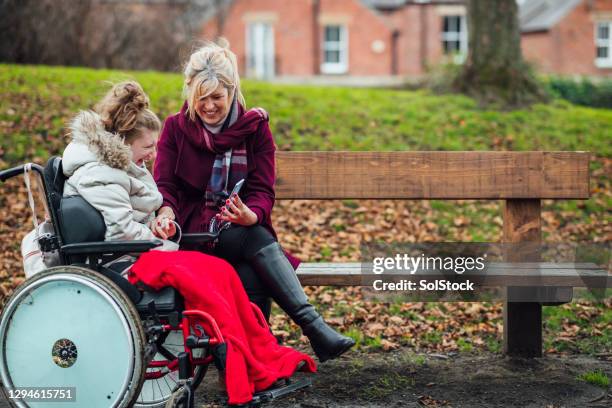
[248,242,355,362]
[233,262,272,322]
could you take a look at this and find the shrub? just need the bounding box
[545,77,612,109]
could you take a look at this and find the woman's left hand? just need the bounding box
[217,194,258,226]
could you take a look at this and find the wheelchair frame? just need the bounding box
[0,158,311,408]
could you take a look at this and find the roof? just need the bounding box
[519,0,581,33]
[361,0,406,9]
[361,0,406,10]
[361,0,463,11]
[362,0,581,34]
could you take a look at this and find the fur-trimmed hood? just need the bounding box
[63,110,131,176]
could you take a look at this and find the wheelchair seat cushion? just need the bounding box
[97,261,142,304]
[106,260,183,315]
[136,286,184,315]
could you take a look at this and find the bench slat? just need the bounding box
[276,152,590,199]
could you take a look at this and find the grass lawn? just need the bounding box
[1,64,611,160]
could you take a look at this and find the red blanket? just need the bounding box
[129,250,316,405]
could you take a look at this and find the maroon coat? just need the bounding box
[154,104,300,268]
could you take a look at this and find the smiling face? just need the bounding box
[129,129,158,166]
[195,85,232,126]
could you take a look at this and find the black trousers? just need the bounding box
[212,225,276,320]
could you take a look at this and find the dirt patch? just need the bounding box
[196,350,611,408]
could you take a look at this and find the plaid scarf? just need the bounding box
[205,97,248,233]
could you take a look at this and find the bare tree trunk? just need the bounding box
[453,0,546,108]
[214,0,231,37]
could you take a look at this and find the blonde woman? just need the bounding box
[153,41,355,362]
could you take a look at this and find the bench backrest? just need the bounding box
[275,151,590,260]
[275,152,590,200]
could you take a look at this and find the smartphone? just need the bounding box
[226,179,245,208]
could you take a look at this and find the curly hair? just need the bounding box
[95,81,161,143]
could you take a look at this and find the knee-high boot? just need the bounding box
[248,242,355,362]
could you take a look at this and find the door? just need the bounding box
[246,22,275,79]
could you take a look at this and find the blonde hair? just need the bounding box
[183,39,245,122]
[95,81,161,143]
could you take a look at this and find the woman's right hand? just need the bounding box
[151,206,176,239]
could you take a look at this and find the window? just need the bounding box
[441,15,467,63]
[595,21,612,68]
[321,25,348,74]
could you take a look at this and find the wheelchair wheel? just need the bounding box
[0,266,147,408]
[134,330,209,408]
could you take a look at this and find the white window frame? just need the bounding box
[321,25,348,74]
[245,22,275,79]
[595,21,612,68]
[441,15,468,64]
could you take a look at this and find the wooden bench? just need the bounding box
[274,151,609,358]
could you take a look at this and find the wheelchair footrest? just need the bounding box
[249,377,312,406]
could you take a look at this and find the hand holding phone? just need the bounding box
[217,179,258,226]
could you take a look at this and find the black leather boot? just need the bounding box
[248,242,355,362]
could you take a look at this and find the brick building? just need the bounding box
[202,0,612,80]
[521,0,612,76]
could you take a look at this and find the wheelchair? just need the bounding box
[0,157,311,408]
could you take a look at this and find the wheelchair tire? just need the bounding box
[134,330,209,408]
[0,266,147,408]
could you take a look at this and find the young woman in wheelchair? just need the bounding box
[151,40,354,363]
[62,81,169,243]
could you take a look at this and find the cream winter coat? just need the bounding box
[62,111,162,241]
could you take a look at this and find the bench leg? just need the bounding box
[503,301,542,357]
[503,199,542,358]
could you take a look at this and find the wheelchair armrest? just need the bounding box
[61,239,163,255]
[181,232,218,244]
